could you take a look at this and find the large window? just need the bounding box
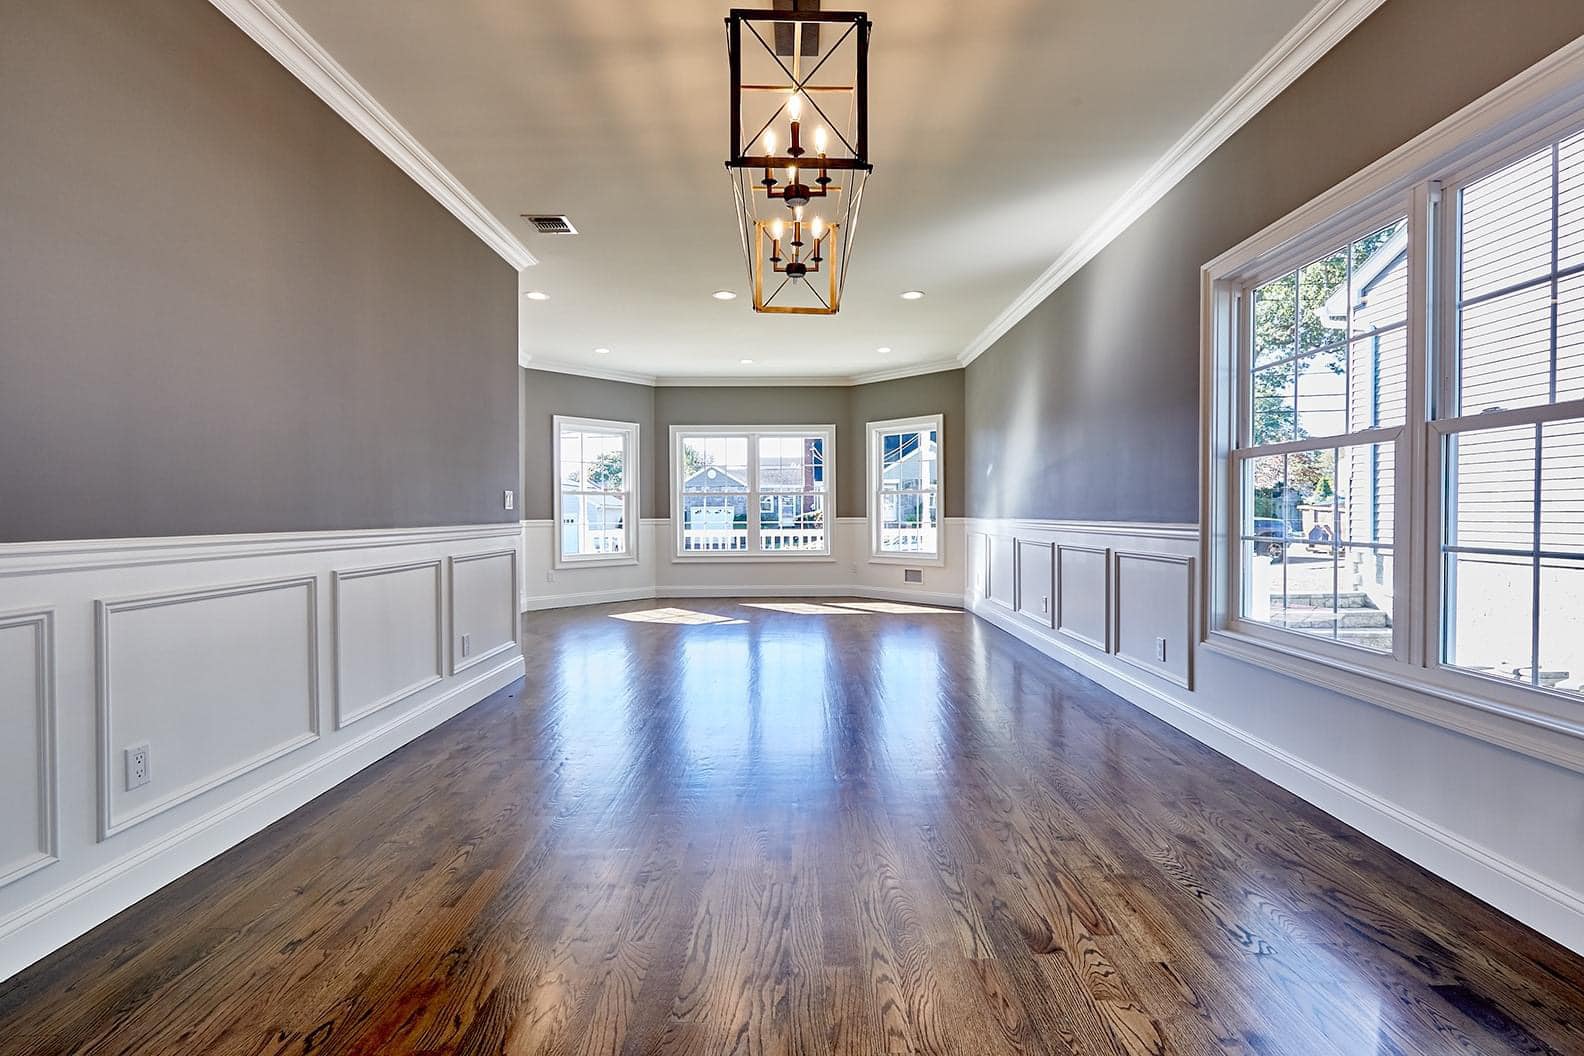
[554,416,638,567]
[1206,95,1584,736]
[867,415,943,562]
[1438,130,1584,688]
[670,426,833,558]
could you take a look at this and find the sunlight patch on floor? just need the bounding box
[609,607,746,625]
[742,602,858,615]
[831,601,955,614]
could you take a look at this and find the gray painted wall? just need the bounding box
[520,368,966,519]
[0,1,518,542]
[964,0,1584,523]
[520,369,657,521]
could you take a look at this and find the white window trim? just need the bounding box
[1200,38,1584,775]
[866,413,945,566]
[668,424,836,562]
[552,415,640,570]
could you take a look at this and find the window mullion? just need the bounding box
[1402,182,1435,667]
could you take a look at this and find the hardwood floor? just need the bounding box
[2,598,1581,1055]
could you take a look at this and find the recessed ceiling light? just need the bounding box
[524,290,549,301]
[740,358,754,365]
[594,347,611,355]
[877,346,892,354]
[900,290,925,300]
[712,290,737,300]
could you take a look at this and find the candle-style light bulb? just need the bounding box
[771,219,784,241]
[794,205,804,222]
[814,127,828,154]
[788,164,798,184]
[811,216,825,239]
[787,92,802,120]
[763,130,777,155]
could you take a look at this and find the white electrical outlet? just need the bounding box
[1154,637,1167,662]
[461,633,472,657]
[125,743,151,790]
[503,489,515,511]
[545,570,556,583]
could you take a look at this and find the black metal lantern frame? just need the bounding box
[725,8,872,314]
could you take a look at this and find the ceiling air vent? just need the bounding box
[522,214,578,235]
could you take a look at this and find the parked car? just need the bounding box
[1253,517,1289,559]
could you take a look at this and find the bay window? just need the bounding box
[553,416,638,567]
[671,426,833,558]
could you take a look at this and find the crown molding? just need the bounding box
[956,0,1387,369]
[208,0,536,271]
[522,356,964,388]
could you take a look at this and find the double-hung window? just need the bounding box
[554,416,638,567]
[671,426,834,558]
[1206,81,1584,748]
[867,414,943,562]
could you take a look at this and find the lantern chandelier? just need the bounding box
[725,4,872,314]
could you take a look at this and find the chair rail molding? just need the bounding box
[0,522,525,984]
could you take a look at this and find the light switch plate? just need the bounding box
[1154,637,1168,662]
[503,489,515,511]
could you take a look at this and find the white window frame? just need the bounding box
[866,414,945,565]
[669,424,836,561]
[552,415,640,569]
[1201,43,1584,773]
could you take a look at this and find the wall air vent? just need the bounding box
[903,569,924,584]
[522,214,578,235]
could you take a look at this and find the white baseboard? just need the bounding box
[0,652,522,981]
[971,599,1584,955]
[523,583,964,613]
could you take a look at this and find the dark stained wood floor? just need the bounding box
[2,598,1582,1055]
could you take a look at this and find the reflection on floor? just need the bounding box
[1,597,1580,1055]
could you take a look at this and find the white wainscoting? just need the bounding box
[0,523,525,982]
[519,517,968,611]
[966,517,1584,955]
[332,560,444,729]
[0,610,57,890]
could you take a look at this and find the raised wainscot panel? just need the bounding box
[96,576,320,839]
[1111,551,1194,689]
[450,549,518,674]
[969,532,989,600]
[1015,540,1055,628]
[988,535,1017,610]
[1056,545,1110,651]
[0,610,57,887]
[333,559,444,729]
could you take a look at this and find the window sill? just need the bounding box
[668,554,836,564]
[1202,626,1584,775]
[868,553,945,567]
[553,555,640,571]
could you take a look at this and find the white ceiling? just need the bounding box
[276,0,1320,382]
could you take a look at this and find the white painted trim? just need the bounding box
[524,359,967,388]
[523,584,964,612]
[972,518,1200,542]
[957,0,1389,369]
[0,652,524,983]
[206,0,535,270]
[866,413,945,564]
[448,549,521,675]
[667,424,837,561]
[331,559,446,730]
[0,609,58,889]
[970,597,1584,955]
[1198,36,1584,776]
[95,576,322,840]
[1054,544,1110,653]
[551,415,641,569]
[0,522,521,577]
[1110,551,1196,690]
